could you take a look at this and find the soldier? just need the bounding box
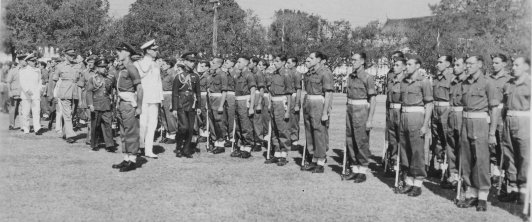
[111,42,143,172]
[431,55,454,177]
[227,56,257,159]
[286,57,303,149]
[53,49,85,143]
[257,59,272,148]
[197,60,211,143]
[223,57,236,148]
[39,61,50,119]
[441,57,468,189]
[342,52,376,183]
[384,58,406,173]
[455,55,499,211]
[19,54,44,135]
[46,57,61,131]
[263,55,293,165]
[135,39,163,159]
[86,59,116,152]
[497,56,530,203]
[160,58,178,144]
[81,55,98,145]
[208,57,230,154]
[172,53,201,158]
[300,51,334,173]
[488,53,512,186]
[6,54,26,130]
[249,57,265,151]
[396,57,433,197]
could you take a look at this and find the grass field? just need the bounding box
[0,94,527,221]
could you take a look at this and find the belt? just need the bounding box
[236,95,250,101]
[209,93,222,97]
[451,106,463,112]
[401,106,425,113]
[507,110,530,117]
[434,101,450,106]
[271,96,287,102]
[263,93,270,97]
[347,99,368,106]
[226,91,235,95]
[201,92,207,96]
[292,93,297,98]
[497,104,504,109]
[306,95,324,100]
[462,112,488,118]
[162,91,172,95]
[389,103,401,109]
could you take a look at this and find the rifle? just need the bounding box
[455,145,463,203]
[497,136,505,195]
[394,143,401,193]
[341,140,348,180]
[231,118,236,153]
[441,152,448,181]
[205,91,212,152]
[111,88,119,136]
[265,93,273,160]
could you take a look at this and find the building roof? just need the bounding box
[381,16,434,34]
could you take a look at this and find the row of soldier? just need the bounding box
[4,40,530,213]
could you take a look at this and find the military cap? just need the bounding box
[181,52,198,62]
[131,54,142,61]
[24,53,37,61]
[64,48,77,56]
[116,42,138,55]
[95,59,108,67]
[86,55,98,62]
[16,53,28,60]
[51,57,62,62]
[140,39,158,50]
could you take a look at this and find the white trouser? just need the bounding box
[56,99,63,133]
[140,103,159,155]
[21,99,41,133]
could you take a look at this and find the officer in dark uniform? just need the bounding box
[441,57,468,189]
[111,42,143,172]
[498,56,530,203]
[263,55,293,165]
[455,55,499,211]
[396,57,433,197]
[208,57,230,153]
[86,59,116,152]
[342,52,376,183]
[431,55,454,177]
[286,57,303,148]
[81,55,98,145]
[300,51,334,173]
[488,53,512,185]
[172,59,201,158]
[229,56,257,159]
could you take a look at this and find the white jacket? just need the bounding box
[134,57,163,104]
[19,66,41,100]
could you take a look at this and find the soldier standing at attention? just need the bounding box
[497,56,530,203]
[263,55,293,165]
[159,58,178,144]
[384,58,406,173]
[81,55,98,145]
[342,52,376,183]
[396,57,433,197]
[208,57,230,154]
[112,42,143,172]
[249,57,265,151]
[53,49,85,143]
[300,51,334,173]
[431,55,454,177]
[257,59,271,149]
[286,57,303,149]
[19,54,44,135]
[6,54,26,130]
[441,57,468,189]
[135,39,163,159]
[222,57,236,148]
[86,59,116,152]
[488,53,511,186]
[196,60,211,143]
[229,56,257,159]
[455,55,499,211]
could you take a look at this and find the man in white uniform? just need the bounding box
[19,53,44,135]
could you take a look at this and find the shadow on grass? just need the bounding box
[488,187,528,220]
[135,156,148,168]
[423,177,456,202]
[74,133,87,140]
[153,145,165,154]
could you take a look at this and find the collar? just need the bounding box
[350,66,366,78]
[403,70,423,84]
[466,70,483,84]
[513,74,530,86]
[490,69,508,79]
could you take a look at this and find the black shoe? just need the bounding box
[264,157,279,164]
[456,197,479,208]
[312,165,324,173]
[119,161,137,172]
[277,157,288,166]
[112,160,128,169]
[159,138,168,143]
[354,174,367,183]
[35,128,45,135]
[91,147,100,151]
[9,125,15,130]
[441,180,457,189]
[498,191,520,203]
[251,144,262,152]
[240,151,251,159]
[105,147,117,153]
[230,150,242,157]
[66,137,76,143]
[165,139,176,144]
[342,172,359,181]
[138,148,146,156]
[301,162,317,171]
[398,185,413,194]
[182,152,193,158]
[224,140,232,147]
[212,147,225,154]
[407,186,422,197]
[476,200,487,211]
[198,137,207,143]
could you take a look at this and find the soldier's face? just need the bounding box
[393,61,405,74]
[273,57,285,70]
[307,53,320,68]
[512,58,529,77]
[436,57,449,72]
[492,57,506,73]
[305,58,311,68]
[87,61,95,69]
[97,66,106,74]
[351,54,364,70]
[197,63,208,73]
[211,59,222,70]
[236,58,247,70]
[406,59,418,74]
[146,49,158,58]
[116,50,127,61]
[453,59,465,75]
[286,59,296,69]
[466,57,481,75]
[27,60,36,68]
[257,62,266,71]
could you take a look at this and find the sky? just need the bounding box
[109,0,440,27]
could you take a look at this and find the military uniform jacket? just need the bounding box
[161,69,176,92]
[433,68,454,102]
[502,75,531,111]
[489,70,511,106]
[87,73,116,111]
[53,61,85,100]
[172,71,200,112]
[267,68,294,97]
[6,67,21,98]
[234,68,256,96]
[450,74,467,106]
[460,72,499,112]
[304,64,333,96]
[208,69,230,93]
[199,71,211,93]
[347,67,376,100]
[79,68,96,108]
[387,72,403,104]
[46,66,57,97]
[254,69,266,90]
[287,67,302,91]
[117,63,142,93]
[400,72,433,107]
